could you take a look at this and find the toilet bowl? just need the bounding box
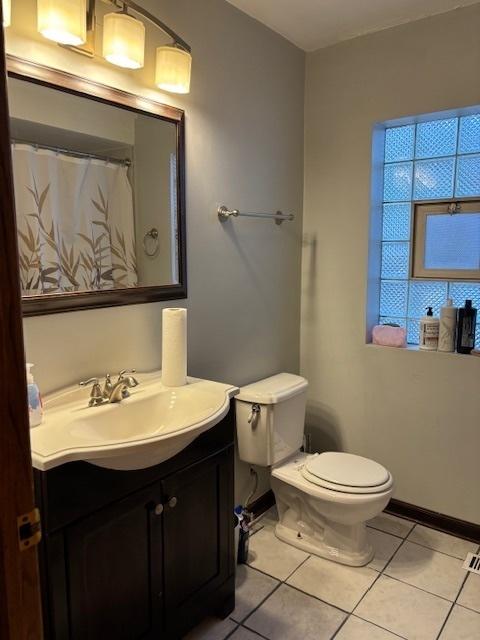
[235,373,394,567]
[271,452,393,566]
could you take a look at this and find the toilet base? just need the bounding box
[275,521,374,567]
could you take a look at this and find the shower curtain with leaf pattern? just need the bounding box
[12,143,138,295]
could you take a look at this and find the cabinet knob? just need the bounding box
[154,503,164,516]
[167,497,178,509]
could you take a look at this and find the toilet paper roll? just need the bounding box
[162,308,187,387]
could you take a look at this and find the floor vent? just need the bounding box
[463,552,480,574]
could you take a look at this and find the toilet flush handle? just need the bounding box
[248,403,261,427]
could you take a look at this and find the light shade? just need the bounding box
[103,12,145,70]
[2,0,11,28]
[37,0,86,46]
[155,46,192,94]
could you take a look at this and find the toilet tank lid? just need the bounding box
[236,373,308,404]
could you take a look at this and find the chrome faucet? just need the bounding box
[80,369,139,407]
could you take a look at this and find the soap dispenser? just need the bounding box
[419,307,439,351]
[26,363,43,427]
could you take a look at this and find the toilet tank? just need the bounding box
[235,373,308,467]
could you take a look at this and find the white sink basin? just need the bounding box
[30,372,239,471]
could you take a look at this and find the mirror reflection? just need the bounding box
[8,76,180,297]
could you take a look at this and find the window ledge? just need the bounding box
[366,343,480,360]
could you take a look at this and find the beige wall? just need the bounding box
[7,0,305,504]
[302,5,480,523]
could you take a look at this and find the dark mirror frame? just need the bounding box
[7,55,187,317]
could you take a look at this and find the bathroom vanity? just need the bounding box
[34,409,235,639]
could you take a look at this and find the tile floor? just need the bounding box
[185,508,480,640]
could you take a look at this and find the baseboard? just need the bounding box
[247,489,275,518]
[248,492,480,544]
[386,499,480,544]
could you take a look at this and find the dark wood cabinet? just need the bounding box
[68,484,163,640]
[162,451,233,637]
[35,409,235,640]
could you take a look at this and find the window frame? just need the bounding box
[412,199,480,281]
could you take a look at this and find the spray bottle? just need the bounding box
[26,363,43,427]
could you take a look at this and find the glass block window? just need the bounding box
[379,113,480,346]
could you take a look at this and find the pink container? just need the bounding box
[372,324,407,348]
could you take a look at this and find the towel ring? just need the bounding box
[143,228,159,257]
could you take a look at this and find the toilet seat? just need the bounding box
[301,452,393,495]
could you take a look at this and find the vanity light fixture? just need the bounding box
[37,0,87,46]
[33,0,193,93]
[2,0,11,27]
[155,45,192,94]
[103,9,145,69]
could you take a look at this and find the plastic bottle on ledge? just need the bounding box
[456,300,477,354]
[419,307,439,351]
[438,298,457,353]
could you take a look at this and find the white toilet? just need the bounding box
[236,373,394,567]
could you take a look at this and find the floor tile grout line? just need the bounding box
[230,623,269,640]
[380,571,459,604]
[350,535,410,636]
[244,562,290,583]
[371,533,404,573]
[328,613,350,639]
[240,571,352,639]
[196,512,477,640]
[346,614,409,640]
[433,601,455,640]
[223,621,269,640]
[449,544,480,618]
[454,561,474,605]
[237,511,477,640]
[453,602,480,616]
[250,514,412,634]
[367,524,409,540]
[283,553,312,582]
[223,623,241,640]
[367,523,414,540]
[378,533,468,604]
[433,566,475,640]
[280,580,353,616]
[240,622,275,640]
[240,567,409,640]
[230,580,283,626]
[240,624,271,640]
[360,533,409,588]
[370,522,474,562]
[404,535,478,561]
[351,530,451,639]
[349,559,384,616]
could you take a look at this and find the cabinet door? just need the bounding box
[66,484,163,640]
[162,448,234,633]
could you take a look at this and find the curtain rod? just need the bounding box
[11,139,131,167]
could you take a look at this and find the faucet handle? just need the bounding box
[103,374,114,399]
[79,377,99,387]
[118,368,136,379]
[79,378,104,407]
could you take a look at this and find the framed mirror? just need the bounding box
[6,55,186,317]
